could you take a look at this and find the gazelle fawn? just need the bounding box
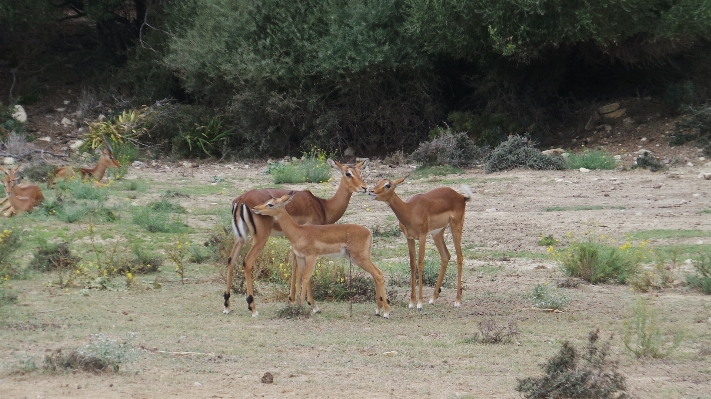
[0,166,45,217]
[50,147,120,186]
[224,160,368,316]
[252,193,390,318]
[369,177,471,309]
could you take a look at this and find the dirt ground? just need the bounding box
[2,93,711,398]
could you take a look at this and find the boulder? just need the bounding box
[598,103,620,114]
[11,105,27,123]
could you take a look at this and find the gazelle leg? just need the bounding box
[243,233,270,316]
[224,237,245,314]
[301,256,319,313]
[350,248,390,318]
[450,220,465,307]
[416,236,427,310]
[406,238,417,309]
[430,229,451,305]
[289,251,298,303]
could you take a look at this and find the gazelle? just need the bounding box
[369,177,472,309]
[252,193,390,317]
[224,159,368,316]
[50,141,121,185]
[0,166,45,217]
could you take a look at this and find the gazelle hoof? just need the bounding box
[251,311,259,317]
[408,303,415,309]
[383,312,389,319]
[429,298,435,305]
[454,301,461,308]
[417,303,422,311]
[375,309,381,316]
[312,307,321,314]
[223,308,230,314]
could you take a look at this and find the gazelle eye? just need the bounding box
[268,203,274,207]
[345,172,352,177]
[384,183,391,189]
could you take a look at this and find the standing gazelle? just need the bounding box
[369,177,472,309]
[252,193,390,318]
[224,160,368,316]
[0,166,45,217]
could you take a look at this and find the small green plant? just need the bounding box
[516,329,628,399]
[310,260,376,302]
[56,179,109,201]
[464,318,519,344]
[268,155,332,184]
[148,199,186,213]
[537,234,558,247]
[531,283,570,310]
[131,206,189,233]
[371,225,401,238]
[410,165,464,178]
[165,237,191,283]
[0,285,18,307]
[623,298,683,358]
[567,150,618,170]
[686,253,711,294]
[485,135,566,173]
[20,162,55,183]
[555,237,646,284]
[126,246,163,274]
[188,244,210,264]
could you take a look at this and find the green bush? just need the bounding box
[131,206,189,233]
[567,150,617,170]
[310,261,376,303]
[465,318,519,344]
[671,105,711,156]
[268,157,332,184]
[20,162,55,183]
[556,239,645,284]
[623,298,683,358]
[632,152,665,172]
[686,253,711,294]
[516,329,628,399]
[485,135,566,173]
[411,131,488,168]
[0,228,22,279]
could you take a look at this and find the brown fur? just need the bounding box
[0,166,45,217]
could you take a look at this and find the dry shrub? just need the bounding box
[485,134,566,173]
[410,131,488,168]
[516,329,628,399]
[466,318,519,344]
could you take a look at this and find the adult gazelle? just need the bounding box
[369,177,472,309]
[224,160,368,316]
[0,166,45,217]
[252,193,390,317]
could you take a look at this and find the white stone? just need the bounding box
[3,157,16,165]
[11,105,27,122]
[579,167,590,173]
[640,137,647,141]
[687,162,694,167]
[63,100,70,105]
[69,140,84,150]
[55,108,66,112]
[132,161,145,167]
[37,136,51,142]
[60,117,72,126]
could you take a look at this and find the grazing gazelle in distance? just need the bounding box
[224,159,368,316]
[252,193,390,318]
[0,166,45,217]
[369,176,472,309]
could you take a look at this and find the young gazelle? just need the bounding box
[224,160,368,316]
[369,177,472,309]
[0,166,45,217]
[252,193,390,317]
[50,144,121,186]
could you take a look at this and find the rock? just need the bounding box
[579,167,590,173]
[11,105,27,122]
[604,124,612,132]
[542,148,566,157]
[37,136,51,142]
[698,172,711,180]
[55,108,66,112]
[602,109,626,119]
[343,147,356,157]
[614,155,622,160]
[63,100,70,105]
[623,117,635,127]
[640,137,647,142]
[3,157,17,165]
[132,161,145,167]
[636,149,651,156]
[598,103,620,114]
[69,140,84,150]
[61,117,73,127]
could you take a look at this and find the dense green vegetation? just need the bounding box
[2,0,711,156]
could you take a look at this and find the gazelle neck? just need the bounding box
[85,162,108,180]
[320,178,355,224]
[383,191,412,222]
[270,209,302,239]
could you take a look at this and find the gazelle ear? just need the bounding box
[355,160,368,169]
[393,176,407,186]
[327,159,341,169]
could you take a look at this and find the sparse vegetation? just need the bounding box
[43,334,135,373]
[623,299,683,358]
[410,131,488,168]
[30,240,80,272]
[632,152,665,172]
[531,283,570,310]
[686,253,711,294]
[566,150,617,170]
[465,318,519,344]
[555,238,646,284]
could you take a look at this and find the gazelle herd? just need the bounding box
[5,147,471,318]
[225,159,472,318]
